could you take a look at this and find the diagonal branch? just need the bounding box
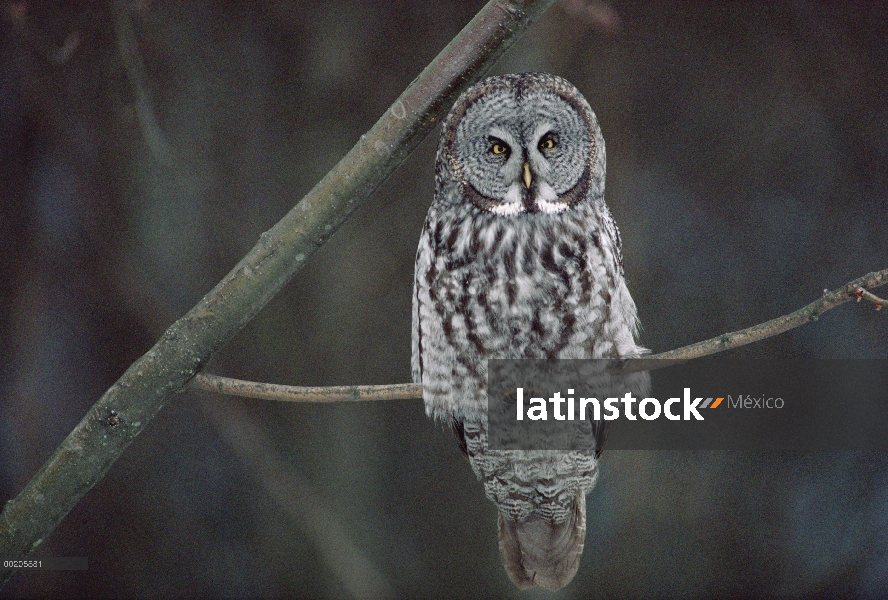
[0,0,558,586]
[190,267,888,403]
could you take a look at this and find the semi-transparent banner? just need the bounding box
[487,359,888,450]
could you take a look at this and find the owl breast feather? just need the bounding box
[412,198,633,422]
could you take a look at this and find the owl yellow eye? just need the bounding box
[539,135,557,150]
[491,142,508,155]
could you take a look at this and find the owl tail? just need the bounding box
[497,493,586,591]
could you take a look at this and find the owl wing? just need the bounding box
[411,218,433,386]
[599,203,624,275]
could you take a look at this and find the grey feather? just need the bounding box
[412,73,648,590]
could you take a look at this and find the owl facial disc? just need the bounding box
[447,82,594,216]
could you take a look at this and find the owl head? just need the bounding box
[438,73,605,216]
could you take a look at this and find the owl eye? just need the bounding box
[539,134,558,151]
[489,139,510,156]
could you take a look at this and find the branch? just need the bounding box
[195,376,422,403]
[856,287,885,311]
[190,267,888,403]
[113,1,178,166]
[0,0,557,585]
[647,268,888,360]
[201,399,394,598]
[6,5,81,65]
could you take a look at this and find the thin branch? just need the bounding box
[856,287,885,311]
[191,267,888,403]
[646,268,888,361]
[0,0,557,586]
[195,375,422,403]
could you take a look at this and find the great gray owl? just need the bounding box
[411,73,648,591]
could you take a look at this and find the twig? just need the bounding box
[0,0,557,586]
[191,267,888,403]
[855,287,885,311]
[646,268,888,361]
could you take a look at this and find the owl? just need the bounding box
[411,73,648,591]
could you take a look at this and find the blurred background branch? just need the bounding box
[112,0,177,166]
[201,398,395,599]
[4,1,81,64]
[192,267,888,403]
[0,0,557,587]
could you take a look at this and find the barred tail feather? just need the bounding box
[497,494,586,591]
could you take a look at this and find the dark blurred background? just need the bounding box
[1,1,887,597]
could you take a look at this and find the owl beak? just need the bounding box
[522,162,532,189]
